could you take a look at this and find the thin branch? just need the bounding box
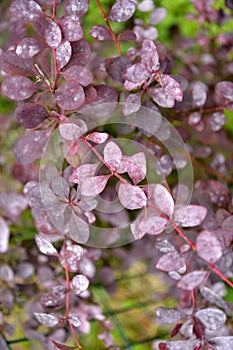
[52,0,56,19]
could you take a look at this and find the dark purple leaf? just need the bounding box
[191,81,208,107]
[225,0,233,9]
[84,86,98,105]
[59,16,83,42]
[109,0,136,22]
[156,307,184,324]
[15,103,48,129]
[34,312,58,327]
[70,163,99,184]
[206,180,229,208]
[150,7,167,24]
[156,251,186,272]
[154,184,174,217]
[14,129,51,164]
[1,76,37,101]
[0,217,9,253]
[10,0,43,24]
[196,230,222,264]
[94,85,118,105]
[35,235,58,256]
[118,183,147,210]
[141,39,160,72]
[161,74,183,102]
[123,93,141,116]
[209,336,233,350]
[62,65,93,87]
[123,63,149,83]
[66,39,91,68]
[138,0,154,12]
[71,274,89,294]
[65,0,89,17]
[105,56,131,83]
[103,141,122,170]
[55,81,85,110]
[118,30,137,41]
[16,38,42,58]
[68,212,90,244]
[177,271,209,291]
[210,111,225,132]
[56,40,72,70]
[86,132,109,144]
[148,87,175,108]
[44,21,62,48]
[174,205,207,227]
[195,308,226,331]
[90,25,112,40]
[80,175,111,196]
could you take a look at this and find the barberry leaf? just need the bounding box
[150,7,167,24]
[62,65,93,87]
[0,217,10,253]
[109,0,136,22]
[0,51,36,76]
[68,213,90,244]
[86,132,109,144]
[105,56,131,83]
[56,40,72,70]
[130,211,157,240]
[90,25,112,40]
[10,0,43,23]
[44,21,62,49]
[65,0,89,17]
[141,39,160,72]
[71,274,89,294]
[156,307,184,324]
[118,30,137,41]
[34,312,58,327]
[59,120,87,141]
[35,235,58,256]
[161,74,183,102]
[16,38,42,58]
[80,175,111,196]
[103,141,122,170]
[174,205,207,227]
[209,336,233,350]
[154,184,174,217]
[123,93,141,116]
[118,183,147,210]
[67,39,91,68]
[156,251,186,272]
[1,76,37,101]
[195,308,226,331]
[148,88,175,108]
[69,316,81,327]
[123,63,149,83]
[59,16,83,42]
[55,81,85,110]
[191,81,208,107]
[196,230,222,264]
[15,103,48,129]
[177,271,208,291]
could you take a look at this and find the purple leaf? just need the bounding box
[80,175,111,196]
[161,74,183,102]
[150,7,167,25]
[62,65,93,87]
[138,0,154,12]
[191,81,208,107]
[148,87,175,108]
[44,21,62,48]
[123,93,141,116]
[59,121,87,141]
[34,312,58,327]
[174,205,207,227]
[118,30,137,41]
[209,336,233,350]
[195,308,226,331]
[1,76,37,101]
[69,316,81,327]
[196,230,222,264]
[94,84,118,104]
[214,228,233,251]
[103,141,122,170]
[147,217,168,235]
[154,184,174,217]
[118,183,147,210]
[59,241,84,272]
[35,235,58,256]
[71,274,89,294]
[130,211,157,240]
[215,81,233,105]
[14,129,51,164]
[156,307,184,324]
[59,16,83,42]
[0,217,10,253]
[199,286,228,310]
[56,40,72,70]
[177,271,209,291]
[0,51,36,76]
[10,0,43,24]
[118,152,147,185]
[86,132,109,144]
[123,63,149,83]
[124,80,142,92]
[70,163,99,184]
[90,25,112,41]
[156,251,186,272]
[15,103,48,129]
[66,39,91,68]
[105,56,131,83]
[68,212,90,244]
[225,0,233,9]
[50,176,70,199]
[16,38,42,58]
[210,111,225,132]
[65,0,89,17]
[55,81,85,110]
[141,39,160,72]
[84,86,98,105]
[158,340,200,350]
[109,0,136,22]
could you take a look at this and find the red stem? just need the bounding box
[52,48,58,90]
[52,0,56,19]
[95,0,122,56]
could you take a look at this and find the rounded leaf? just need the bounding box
[62,65,93,87]
[177,271,209,291]
[156,251,185,272]
[195,308,226,331]
[148,88,175,108]
[65,0,89,17]
[154,184,174,218]
[174,205,207,227]
[56,40,72,70]
[191,81,208,107]
[55,81,85,110]
[68,213,90,244]
[156,307,184,325]
[70,163,99,184]
[34,312,58,327]
[59,121,87,140]
[44,21,62,48]
[123,63,149,83]
[196,230,222,264]
[0,218,10,253]
[80,175,111,196]
[16,38,42,58]
[150,7,167,24]
[1,76,37,101]
[109,0,136,22]
[161,74,183,102]
[15,103,48,129]
[71,274,89,294]
[118,183,147,210]
[141,39,160,72]
[103,141,122,170]
[86,132,109,144]
[90,25,112,41]
[10,0,43,23]
[35,235,58,256]
[60,16,83,42]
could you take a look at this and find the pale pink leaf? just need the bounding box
[69,316,81,327]
[70,163,99,184]
[123,93,141,116]
[68,213,90,244]
[174,205,207,227]
[80,175,111,196]
[148,87,175,108]
[86,132,109,144]
[59,121,87,141]
[71,274,89,294]
[127,152,147,185]
[141,39,160,72]
[154,184,174,217]
[147,217,168,235]
[177,271,209,291]
[109,0,136,22]
[103,141,122,170]
[156,251,186,272]
[124,80,142,92]
[56,40,72,70]
[150,7,167,24]
[123,62,149,83]
[0,217,10,253]
[161,74,183,102]
[10,0,43,23]
[35,235,58,256]
[196,230,222,264]
[16,38,42,58]
[118,183,147,210]
[130,211,156,240]
[34,312,58,327]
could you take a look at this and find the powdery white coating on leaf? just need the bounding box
[124,80,143,91]
[59,121,87,141]
[10,0,43,23]
[118,152,147,185]
[55,81,85,110]
[149,88,175,108]
[35,235,58,256]
[123,62,149,83]
[174,205,207,227]
[209,336,233,350]
[103,141,122,170]
[0,51,36,76]
[60,17,83,42]
[155,251,186,272]
[210,111,225,132]
[215,81,233,102]
[191,81,208,107]
[109,0,136,22]
[87,132,109,144]
[69,316,81,327]
[150,7,167,25]
[196,230,222,264]
[63,65,93,87]
[177,270,208,291]
[65,0,89,17]
[34,312,59,327]
[156,340,200,350]
[195,308,226,331]
[161,74,183,102]
[44,21,62,49]
[71,274,89,294]
[90,25,112,41]
[199,286,228,310]
[156,307,184,324]
[59,241,84,272]
[138,0,154,12]
[131,211,157,240]
[56,40,72,70]
[0,218,10,253]
[141,39,160,72]
[154,184,174,218]
[68,212,90,244]
[118,183,147,210]
[16,38,42,58]
[15,103,48,129]
[70,163,99,184]
[1,76,37,101]
[123,93,141,116]
[80,175,111,196]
